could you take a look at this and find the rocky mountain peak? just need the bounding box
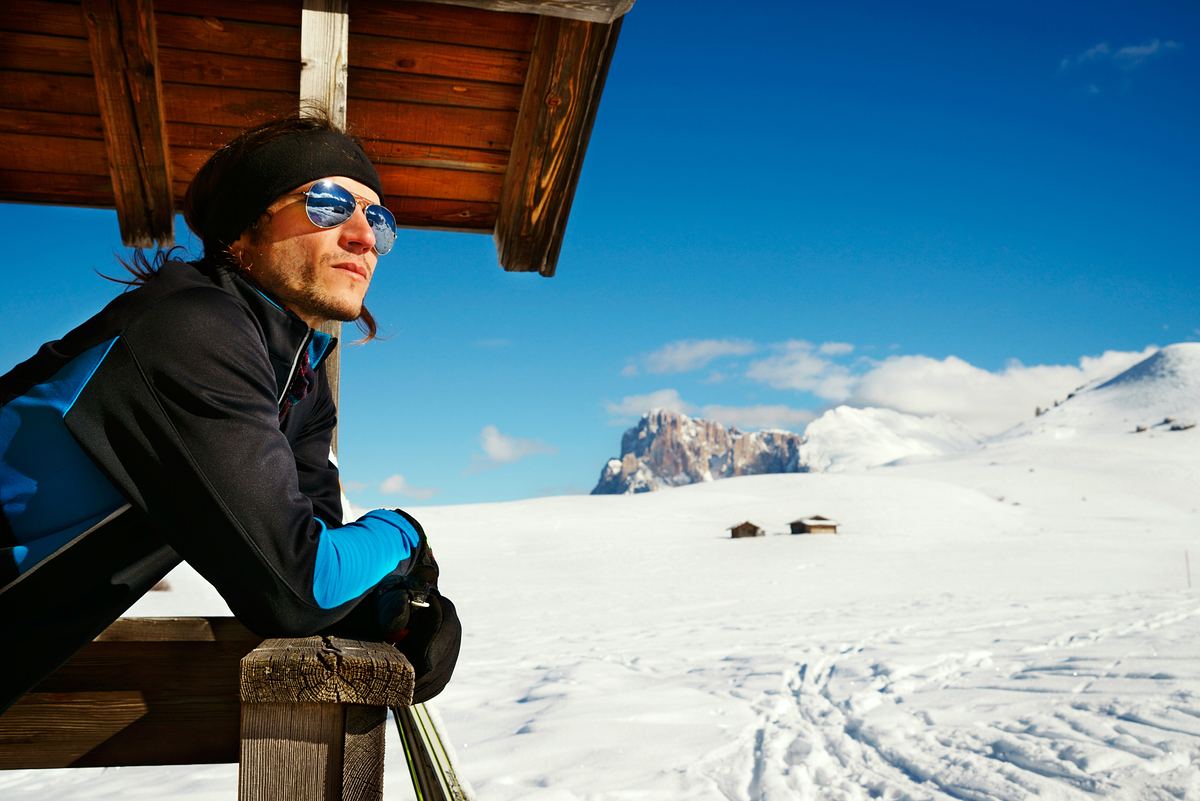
[591,409,805,494]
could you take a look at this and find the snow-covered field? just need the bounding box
[3,346,1198,800]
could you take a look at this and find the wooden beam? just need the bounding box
[495,15,622,276]
[300,0,349,442]
[416,0,635,24]
[0,617,262,768]
[81,0,174,247]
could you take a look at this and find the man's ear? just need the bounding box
[228,235,251,272]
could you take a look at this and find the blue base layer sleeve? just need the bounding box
[311,509,421,609]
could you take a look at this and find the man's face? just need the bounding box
[231,175,381,329]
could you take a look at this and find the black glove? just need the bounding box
[371,510,462,703]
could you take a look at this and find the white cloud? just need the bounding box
[379,473,438,500]
[1114,39,1181,69]
[819,342,855,356]
[606,389,695,422]
[848,348,1155,436]
[700,404,815,431]
[641,339,757,374]
[478,425,555,465]
[745,340,854,401]
[1062,39,1181,71]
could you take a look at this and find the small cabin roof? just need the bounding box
[727,521,762,530]
[0,0,634,277]
[790,516,837,525]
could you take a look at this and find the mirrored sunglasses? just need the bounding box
[301,180,397,256]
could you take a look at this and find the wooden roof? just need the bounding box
[0,0,633,276]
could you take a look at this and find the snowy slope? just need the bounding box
[2,346,1198,801]
[799,406,979,472]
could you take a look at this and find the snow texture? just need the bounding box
[2,345,1198,800]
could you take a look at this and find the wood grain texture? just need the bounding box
[301,0,349,126]
[415,0,636,24]
[300,0,350,432]
[495,14,621,274]
[0,616,262,768]
[0,0,89,39]
[0,169,114,206]
[240,637,414,706]
[352,0,536,51]
[83,0,175,247]
[0,30,94,75]
[0,71,100,115]
[0,108,105,140]
[343,706,388,801]
[239,703,345,801]
[0,692,148,769]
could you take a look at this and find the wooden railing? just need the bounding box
[0,616,444,801]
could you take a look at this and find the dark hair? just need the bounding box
[113,112,378,341]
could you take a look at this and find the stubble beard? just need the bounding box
[259,245,366,327]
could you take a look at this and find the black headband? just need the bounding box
[194,128,384,248]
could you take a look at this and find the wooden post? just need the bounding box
[300,0,350,445]
[238,636,413,801]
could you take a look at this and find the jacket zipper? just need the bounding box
[277,330,313,408]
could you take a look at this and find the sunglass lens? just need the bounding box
[305,181,355,228]
[366,204,397,256]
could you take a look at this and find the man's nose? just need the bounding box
[339,204,376,255]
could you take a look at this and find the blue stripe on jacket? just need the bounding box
[0,338,126,573]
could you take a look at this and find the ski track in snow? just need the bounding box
[684,598,1200,801]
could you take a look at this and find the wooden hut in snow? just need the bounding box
[729,521,765,539]
[790,515,838,534]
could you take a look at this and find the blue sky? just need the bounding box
[1,1,1196,506]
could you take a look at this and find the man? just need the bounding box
[0,115,457,709]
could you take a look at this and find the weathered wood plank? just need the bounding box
[155,12,529,85]
[0,71,100,115]
[0,691,148,769]
[0,108,104,139]
[347,96,517,151]
[154,12,299,61]
[0,617,262,768]
[0,169,113,206]
[496,15,621,274]
[351,0,536,51]
[157,46,296,92]
[347,67,524,111]
[156,48,522,110]
[163,84,515,150]
[381,196,497,231]
[0,30,94,75]
[375,163,504,202]
[351,33,529,84]
[0,0,88,39]
[417,0,635,24]
[153,0,535,51]
[0,131,111,175]
[83,0,175,247]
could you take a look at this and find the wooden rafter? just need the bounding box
[495,14,622,276]
[81,0,173,247]
[418,0,635,24]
